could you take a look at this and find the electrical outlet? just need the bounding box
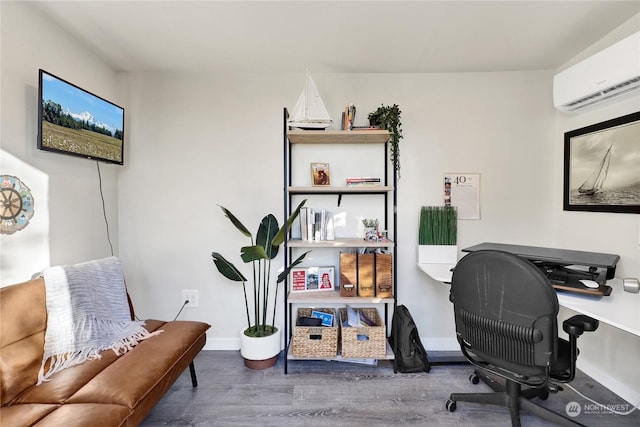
[182,290,199,308]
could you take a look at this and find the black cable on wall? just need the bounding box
[96,161,114,256]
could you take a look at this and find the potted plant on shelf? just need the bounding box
[211,200,309,369]
[418,206,458,264]
[368,104,403,178]
[362,218,380,241]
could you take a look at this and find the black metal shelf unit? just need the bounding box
[282,108,398,373]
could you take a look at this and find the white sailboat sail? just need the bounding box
[288,73,332,130]
[578,144,613,195]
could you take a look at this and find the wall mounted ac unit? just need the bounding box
[553,31,640,112]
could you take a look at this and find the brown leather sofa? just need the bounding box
[0,277,211,427]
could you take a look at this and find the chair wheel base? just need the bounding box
[469,373,480,384]
[446,399,457,412]
[538,388,549,400]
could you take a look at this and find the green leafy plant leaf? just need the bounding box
[219,205,251,238]
[256,214,280,260]
[277,251,310,283]
[211,252,247,282]
[368,104,402,177]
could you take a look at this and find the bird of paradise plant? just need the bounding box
[211,200,309,337]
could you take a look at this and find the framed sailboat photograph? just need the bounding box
[564,111,640,214]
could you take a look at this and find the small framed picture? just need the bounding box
[290,266,335,292]
[311,162,331,186]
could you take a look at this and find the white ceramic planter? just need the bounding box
[240,327,281,369]
[418,245,458,264]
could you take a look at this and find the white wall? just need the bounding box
[117,70,557,351]
[116,72,299,345]
[552,15,640,406]
[0,2,120,284]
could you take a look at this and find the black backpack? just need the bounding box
[389,305,431,373]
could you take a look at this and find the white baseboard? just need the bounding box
[203,337,240,351]
[422,336,460,351]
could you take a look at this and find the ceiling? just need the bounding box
[28,1,640,74]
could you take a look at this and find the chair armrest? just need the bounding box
[563,314,599,337]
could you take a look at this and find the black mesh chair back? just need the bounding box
[451,249,559,385]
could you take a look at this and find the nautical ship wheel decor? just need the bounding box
[1,175,35,234]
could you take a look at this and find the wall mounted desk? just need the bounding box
[417,263,455,284]
[418,263,640,337]
[557,279,640,337]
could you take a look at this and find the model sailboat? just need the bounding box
[578,143,613,195]
[288,72,332,130]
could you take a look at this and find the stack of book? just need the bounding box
[299,207,335,241]
[346,177,381,187]
[341,103,356,130]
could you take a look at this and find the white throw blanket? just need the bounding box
[38,257,161,384]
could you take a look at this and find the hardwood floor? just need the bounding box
[141,351,639,426]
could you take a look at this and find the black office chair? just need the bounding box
[445,250,599,427]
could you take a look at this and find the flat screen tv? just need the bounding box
[38,69,124,165]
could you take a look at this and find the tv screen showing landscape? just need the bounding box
[38,69,124,165]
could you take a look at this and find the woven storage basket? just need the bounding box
[339,307,387,358]
[375,253,393,298]
[292,308,338,358]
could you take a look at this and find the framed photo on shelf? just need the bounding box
[311,162,331,186]
[563,111,640,214]
[290,266,335,292]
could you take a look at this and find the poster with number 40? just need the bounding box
[444,173,480,220]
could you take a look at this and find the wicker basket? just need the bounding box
[292,308,338,358]
[339,307,387,358]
